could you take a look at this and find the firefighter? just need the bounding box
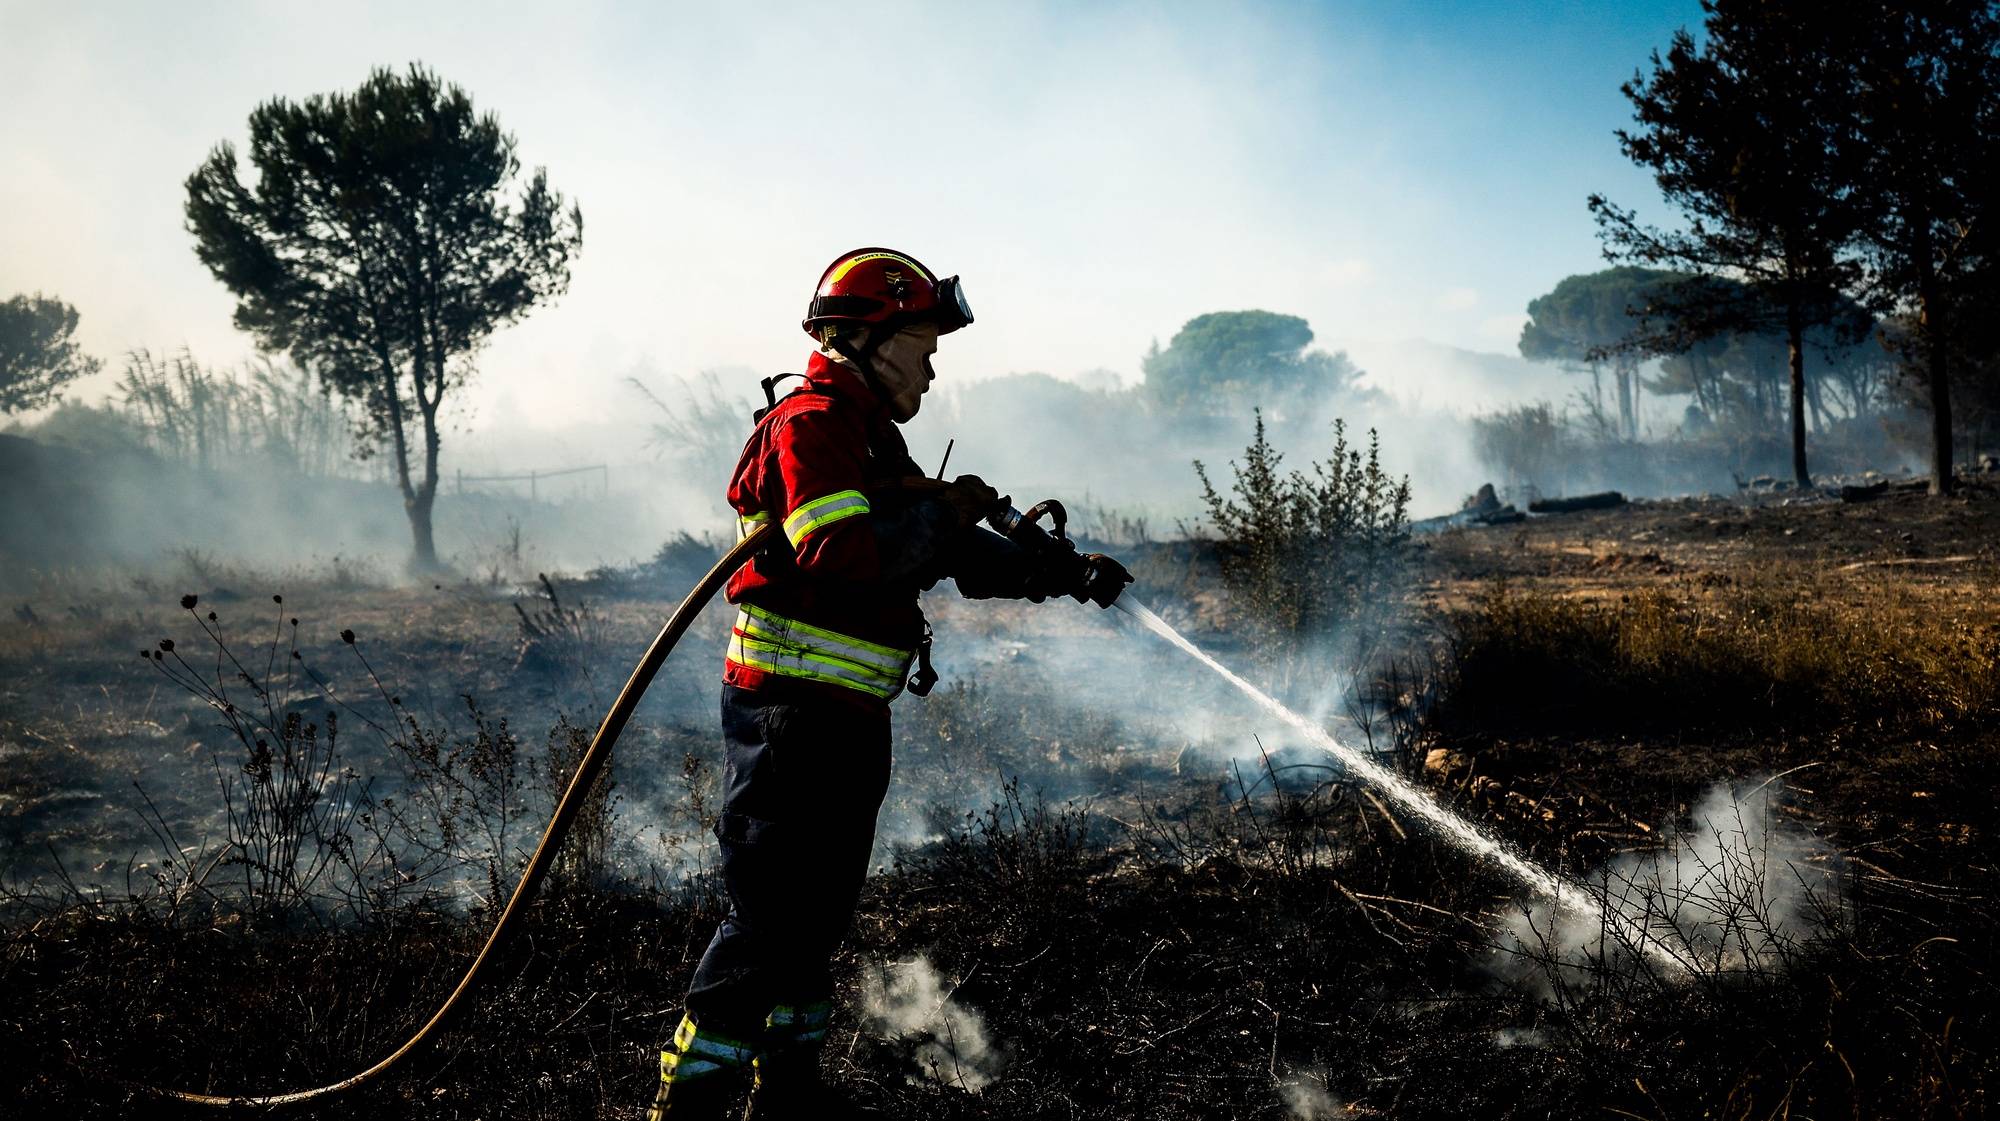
[645,248,1129,1119]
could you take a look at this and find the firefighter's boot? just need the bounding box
[644,1015,754,1121]
[743,1002,865,1120]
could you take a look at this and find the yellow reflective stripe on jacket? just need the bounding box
[729,634,901,697]
[738,604,908,673]
[727,606,914,698]
[782,489,869,548]
[737,509,770,540]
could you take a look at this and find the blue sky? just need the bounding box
[0,0,1704,426]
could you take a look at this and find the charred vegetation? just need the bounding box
[3,472,1998,1118]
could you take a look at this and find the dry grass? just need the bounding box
[1431,571,2000,738]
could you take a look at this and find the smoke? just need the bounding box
[860,956,1006,1093]
[0,428,697,591]
[0,327,1564,595]
[1278,1069,1347,1118]
[915,364,1486,526]
[1494,778,1845,988]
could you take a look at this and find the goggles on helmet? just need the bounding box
[935,276,974,333]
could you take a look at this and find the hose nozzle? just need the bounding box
[987,498,1132,609]
[1076,552,1133,609]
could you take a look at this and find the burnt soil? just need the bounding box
[4,481,2000,1119]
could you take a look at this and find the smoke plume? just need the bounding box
[1495,778,1845,987]
[860,956,1006,1093]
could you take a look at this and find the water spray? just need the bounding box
[1115,597,1691,975]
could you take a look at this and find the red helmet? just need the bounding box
[802,247,973,343]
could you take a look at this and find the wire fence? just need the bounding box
[454,464,609,501]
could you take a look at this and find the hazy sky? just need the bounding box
[2,0,1699,429]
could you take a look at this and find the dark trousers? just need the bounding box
[682,683,892,1040]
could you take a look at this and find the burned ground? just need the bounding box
[4,482,1999,1118]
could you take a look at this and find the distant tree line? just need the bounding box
[117,349,358,475]
[1515,268,1898,442]
[14,351,363,478]
[1560,0,2000,496]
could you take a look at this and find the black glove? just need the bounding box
[939,474,1006,529]
[1071,553,1133,608]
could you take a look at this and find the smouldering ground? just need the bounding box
[5,482,2000,1118]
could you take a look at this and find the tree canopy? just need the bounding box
[1517,267,1676,437]
[1142,310,1361,415]
[1848,0,2000,493]
[1518,268,1677,366]
[1588,0,1875,485]
[185,63,582,567]
[0,293,101,414]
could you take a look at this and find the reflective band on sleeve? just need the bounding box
[783,490,870,548]
[726,606,914,699]
[738,510,770,540]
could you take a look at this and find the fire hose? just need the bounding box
[146,523,773,1107]
[140,480,1125,1107]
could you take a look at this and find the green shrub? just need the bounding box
[1194,413,1411,684]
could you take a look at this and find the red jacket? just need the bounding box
[722,353,933,704]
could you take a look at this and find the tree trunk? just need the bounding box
[1631,366,1643,439]
[367,326,437,568]
[1616,359,1636,440]
[1806,367,1829,434]
[1919,254,1954,496]
[1786,301,1810,488]
[405,485,439,571]
[1924,298,1954,496]
[407,388,446,574]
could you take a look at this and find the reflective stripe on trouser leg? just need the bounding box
[766,1001,832,1045]
[659,1014,757,1083]
[753,1000,833,1092]
[685,687,891,1043]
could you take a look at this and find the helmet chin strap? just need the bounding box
[825,326,898,409]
